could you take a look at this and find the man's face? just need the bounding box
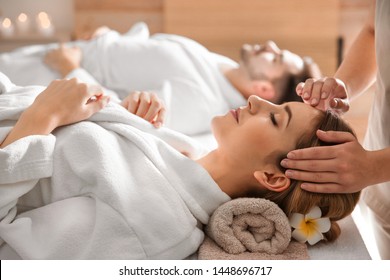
[239,41,303,82]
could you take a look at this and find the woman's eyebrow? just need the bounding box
[284,105,292,128]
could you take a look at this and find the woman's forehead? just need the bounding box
[287,102,322,127]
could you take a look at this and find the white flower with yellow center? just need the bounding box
[289,206,331,245]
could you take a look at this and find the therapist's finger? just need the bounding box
[319,78,338,100]
[286,130,355,160]
[296,82,305,96]
[280,158,338,172]
[301,79,315,100]
[316,129,356,143]
[286,145,338,160]
[309,80,324,106]
[329,98,350,114]
[284,170,338,184]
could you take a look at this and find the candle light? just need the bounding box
[36,12,54,37]
[0,17,15,37]
[16,12,30,34]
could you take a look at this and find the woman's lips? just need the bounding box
[230,108,240,123]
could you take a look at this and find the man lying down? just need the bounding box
[0,74,360,259]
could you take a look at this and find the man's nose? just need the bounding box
[265,41,281,55]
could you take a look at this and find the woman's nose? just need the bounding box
[248,95,263,112]
[248,95,276,112]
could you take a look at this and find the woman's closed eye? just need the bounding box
[270,112,279,127]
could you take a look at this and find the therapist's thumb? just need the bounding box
[330,98,350,114]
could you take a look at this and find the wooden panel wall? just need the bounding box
[164,0,340,76]
[73,0,341,75]
[73,0,163,38]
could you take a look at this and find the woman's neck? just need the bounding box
[196,149,253,198]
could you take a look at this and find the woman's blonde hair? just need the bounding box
[260,110,360,242]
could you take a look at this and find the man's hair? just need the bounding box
[278,56,322,104]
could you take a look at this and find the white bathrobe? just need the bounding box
[0,22,246,135]
[0,73,230,259]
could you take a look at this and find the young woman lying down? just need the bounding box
[0,74,359,259]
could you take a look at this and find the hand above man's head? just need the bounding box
[296,77,350,114]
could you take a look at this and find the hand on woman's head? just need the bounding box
[282,130,371,194]
[262,110,360,243]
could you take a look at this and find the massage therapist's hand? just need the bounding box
[44,44,82,77]
[280,130,375,193]
[296,77,350,114]
[0,78,109,148]
[121,91,166,128]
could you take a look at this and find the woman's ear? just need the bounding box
[251,81,276,101]
[253,170,290,192]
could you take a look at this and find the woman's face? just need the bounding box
[240,41,304,82]
[212,95,322,167]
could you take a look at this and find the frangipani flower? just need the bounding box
[289,206,331,245]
